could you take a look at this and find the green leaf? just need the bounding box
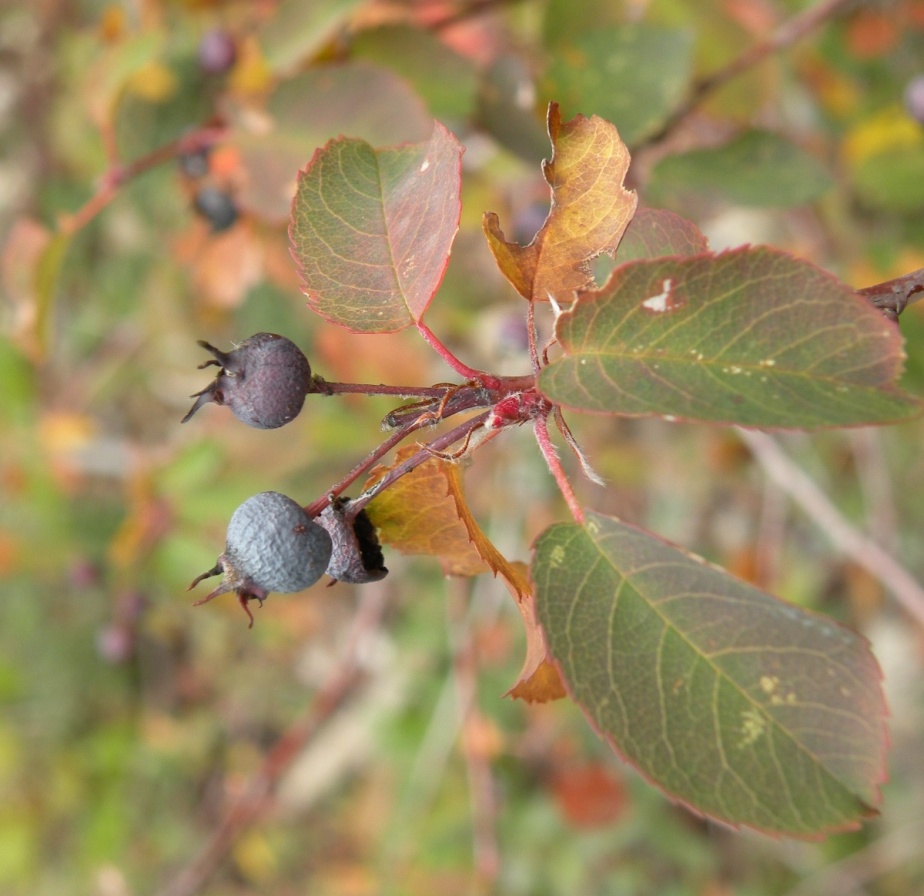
[532,511,887,836]
[595,207,709,283]
[350,25,478,121]
[543,24,694,146]
[289,122,463,333]
[647,130,834,209]
[257,0,364,74]
[233,63,431,222]
[539,246,922,427]
[613,208,709,264]
[476,56,550,164]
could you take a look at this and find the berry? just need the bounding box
[182,332,313,429]
[177,146,211,179]
[905,74,924,124]
[193,186,238,232]
[317,499,388,584]
[197,28,237,76]
[189,491,333,627]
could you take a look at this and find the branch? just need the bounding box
[737,428,924,628]
[857,267,924,322]
[58,126,225,236]
[647,0,856,144]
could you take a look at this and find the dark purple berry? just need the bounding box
[177,146,211,179]
[317,499,388,584]
[193,186,238,232]
[182,332,313,429]
[197,28,237,76]
[188,491,333,627]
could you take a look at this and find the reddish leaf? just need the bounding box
[539,247,922,428]
[483,102,637,302]
[290,123,462,333]
[550,762,627,829]
[233,63,432,223]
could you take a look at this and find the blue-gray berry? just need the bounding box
[189,491,333,626]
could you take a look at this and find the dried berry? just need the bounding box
[193,185,238,233]
[182,332,313,429]
[317,499,388,584]
[189,491,333,627]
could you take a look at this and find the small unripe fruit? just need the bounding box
[317,499,388,584]
[182,332,313,429]
[189,491,333,627]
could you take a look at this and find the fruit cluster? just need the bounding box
[184,333,388,627]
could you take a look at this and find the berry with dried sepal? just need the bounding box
[189,491,333,627]
[182,332,312,429]
[317,498,388,584]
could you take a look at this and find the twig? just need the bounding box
[58,126,225,236]
[155,586,389,896]
[737,428,924,627]
[647,0,857,144]
[447,577,500,891]
[349,411,492,514]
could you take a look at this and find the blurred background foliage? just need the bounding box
[1,0,924,894]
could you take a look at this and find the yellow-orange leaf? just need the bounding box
[482,102,637,302]
[364,447,486,576]
[364,450,564,701]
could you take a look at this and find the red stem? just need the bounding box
[304,418,425,518]
[416,320,500,386]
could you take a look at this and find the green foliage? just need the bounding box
[539,247,918,427]
[533,511,885,835]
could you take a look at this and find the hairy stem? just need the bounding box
[304,417,426,519]
[416,320,500,386]
[534,412,585,525]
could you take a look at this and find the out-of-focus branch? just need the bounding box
[737,428,924,627]
[647,0,857,145]
[155,586,389,896]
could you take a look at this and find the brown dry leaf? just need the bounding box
[482,102,637,302]
[501,562,566,703]
[365,451,565,701]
